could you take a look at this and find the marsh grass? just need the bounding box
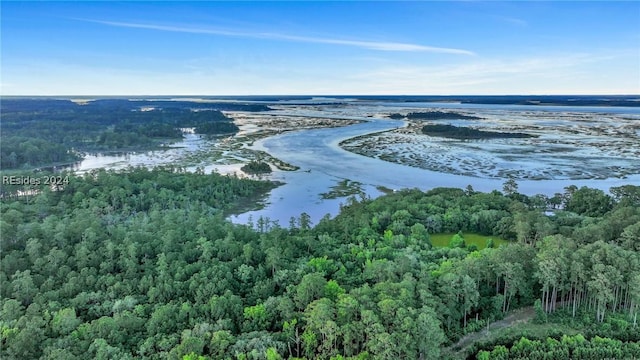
[320,179,364,199]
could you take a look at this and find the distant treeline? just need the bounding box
[0,98,267,169]
[450,95,640,107]
[389,111,482,120]
[422,124,534,140]
[161,95,639,107]
[352,95,640,107]
[1,98,272,112]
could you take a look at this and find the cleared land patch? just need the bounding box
[430,232,508,250]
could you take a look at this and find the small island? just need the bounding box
[241,160,272,174]
[421,124,535,139]
[389,111,482,120]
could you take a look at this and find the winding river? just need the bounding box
[68,101,640,226]
[231,106,640,225]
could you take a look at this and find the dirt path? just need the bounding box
[447,306,535,354]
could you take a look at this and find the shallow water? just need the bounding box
[71,133,207,173]
[63,102,640,226]
[231,104,640,225]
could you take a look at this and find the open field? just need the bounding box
[430,232,509,249]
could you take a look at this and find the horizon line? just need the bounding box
[3,94,639,97]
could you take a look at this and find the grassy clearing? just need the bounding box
[430,232,509,249]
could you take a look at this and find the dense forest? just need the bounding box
[1,166,638,359]
[476,334,640,359]
[0,98,268,169]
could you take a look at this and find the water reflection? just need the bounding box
[71,133,207,174]
[231,104,640,225]
[56,102,640,226]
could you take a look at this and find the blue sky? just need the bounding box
[1,1,639,95]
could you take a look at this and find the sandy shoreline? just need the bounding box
[177,110,363,174]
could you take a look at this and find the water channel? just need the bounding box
[68,102,640,226]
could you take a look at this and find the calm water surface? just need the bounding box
[65,102,640,226]
[232,103,640,225]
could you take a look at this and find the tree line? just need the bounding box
[1,167,638,359]
[0,99,260,169]
[388,111,482,121]
[477,334,640,359]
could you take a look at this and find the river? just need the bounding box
[231,102,640,225]
[66,101,640,226]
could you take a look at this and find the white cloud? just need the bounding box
[345,53,639,94]
[77,18,475,55]
[494,15,528,27]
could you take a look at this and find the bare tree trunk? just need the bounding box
[624,285,633,307]
[578,286,582,311]
[543,288,548,313]
[572,286,577,317]
[503,283,508,313]
[464,310,467,328]
[624,287,630,312]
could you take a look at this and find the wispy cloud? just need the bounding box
[348,53,617,94]
[77,18,475,55]
[494,15,528,27]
